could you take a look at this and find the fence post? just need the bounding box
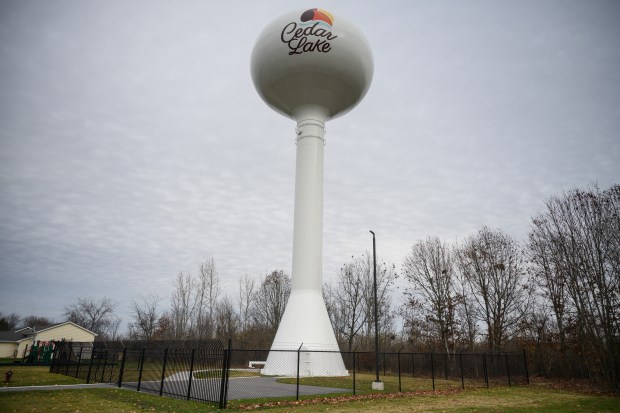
[505,353,511,387]
[225,339,232,407]
[383,352,386,376]
[100,350,107,382]
[411,353,414,378]
[219,338,232,409]
[160,348,169,396]
[86,348,95,384]
[430,351,435,391]
[352,351,357,396]
[482,353,489,388]
[459,353,464,390]
[64,345,71,375]
[218,339,227,408]
[58,345,64,373]
[296,343,304,401]
[55,345,62,373]
[186,348,196,400]
[398,347,403,392]
[76,347,83,379]
[444,352,448,379]
[137,347,145,392]
[226,340,233,406]
[118,347,127,388]
[523,349,529,385]
[108,350,116,383]
[49,346,57,373]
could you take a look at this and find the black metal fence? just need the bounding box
[228,348,529,400]
[50,341,528,408]
[50,339,231,408]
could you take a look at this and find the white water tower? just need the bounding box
[251,8,373,376]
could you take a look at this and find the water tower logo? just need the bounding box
[280,8,338,55]
[300,8,334,27]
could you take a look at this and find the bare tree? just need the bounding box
[326,252,397,351]
[128,294,160,340]
[519,300,556,377]
[328,260,369,351]
[529,219,569,352]
[194,259,221,339]
[21,315,54,330]
[457,227,531,351]
[63,297,119,339]
[152,312,174,340]
[214,295,239,340]
[238,274,255,333]
[322,282,341,342]
[529,184,620,389]
[167,260,221,339]
[251,270,291,336]
[360,252,398,349]
[107,315,122,341]
[0,313,21,331]
[399,296,434,349]
[170,272,196,339]
[454,264,478,350]
[403,237,457,354]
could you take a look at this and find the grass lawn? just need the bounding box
[194,369,262,379]
[277,373,468,393]
[242,385,620,412]
[113,361,243,382]
[0,384,618,412]
[0,388,220,412]
[0,367,618,412]
[1,366,84,387]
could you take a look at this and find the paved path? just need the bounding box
[227,376,349,400]
[1,377,350,401]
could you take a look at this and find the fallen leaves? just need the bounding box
[237,388,463,411]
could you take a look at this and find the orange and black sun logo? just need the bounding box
[300,8,334,26]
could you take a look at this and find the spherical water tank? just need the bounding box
[251,9,373,121]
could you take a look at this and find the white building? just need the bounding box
[0,322,96,359]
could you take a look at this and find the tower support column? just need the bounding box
[292,118,325,292]
[261,117,347,377]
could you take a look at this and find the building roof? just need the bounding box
[14,327,33,334]
[0,331,29,343]
[2,321,98,344]
[35,321,98,337]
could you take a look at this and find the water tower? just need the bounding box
[251,8,373,376]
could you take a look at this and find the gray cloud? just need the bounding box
[1,0,618,327]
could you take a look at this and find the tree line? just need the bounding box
[397,184,618,390]
[1,183,617,389]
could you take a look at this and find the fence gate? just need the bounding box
[50,340,231,408]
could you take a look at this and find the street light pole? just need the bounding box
[369,230,383,390]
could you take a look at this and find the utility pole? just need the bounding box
[370,230,384,390]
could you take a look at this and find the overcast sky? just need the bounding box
[1,0,618,331]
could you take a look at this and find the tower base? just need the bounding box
[261,289,348,376]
